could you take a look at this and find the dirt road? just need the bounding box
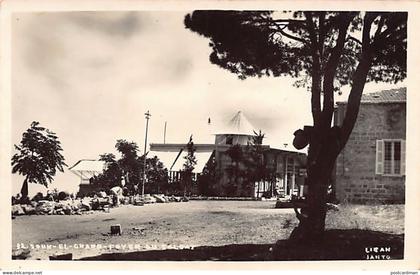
[12,201,297,260]
[12,201,404,260]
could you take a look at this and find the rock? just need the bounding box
[63,205,72,215]
[81,201,92,211]
[49,253,72,260]
[153,194,166,203]
[143,195,156,204]
[98,191,107,198]
[134,197,144,206]
[99,197,111,206]
[21,204,36,215]
[12,205,25,216]
[82,197,92,203]
[134,201,144,206]
[110,224,122,235]
[181,197,189,202]
[12,249,31,260]
[156,197,166,203]
[70,201,81,211]
[36,201,55,214]
[326,203,339,211]
[55,201,68,210]
[38,200,55,206]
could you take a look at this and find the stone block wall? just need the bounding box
[335,102,406,204]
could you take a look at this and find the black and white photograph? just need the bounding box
[1,0,419,269]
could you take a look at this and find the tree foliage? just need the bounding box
[225,144,244,196]
[224,130,273,196]
[247,130,270,186]
[93,140,168,194]
[115,139,142,191]
[12,121,66,198]
[185,11,406,85]
[144,156,169,194]
[185,11,406,145]
[181,136,197,196]
[197,152,219,196]
[94,153,123,190]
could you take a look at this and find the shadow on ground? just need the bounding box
[78,229,403,261]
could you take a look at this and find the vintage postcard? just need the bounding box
[0,0,419,272]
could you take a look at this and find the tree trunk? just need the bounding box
[289,129,340,243]
[20,178,29,200]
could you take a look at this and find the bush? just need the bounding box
[31,192,44,202]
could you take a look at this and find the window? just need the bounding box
[376,139,405,176]
[226,135,233,145]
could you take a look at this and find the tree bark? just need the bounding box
[290,129,340,243]
[20,178,29,200]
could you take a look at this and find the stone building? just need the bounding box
[334,88,406,204]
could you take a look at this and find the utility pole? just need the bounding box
[142,110,151,197]
[163,121,167,144]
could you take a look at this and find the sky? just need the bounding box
[11,11,405,196]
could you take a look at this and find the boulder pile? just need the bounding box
[11,193,189,216]
[12,198,102,216]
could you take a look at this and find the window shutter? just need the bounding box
[376,140,384,175]
[400,140,406,175]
